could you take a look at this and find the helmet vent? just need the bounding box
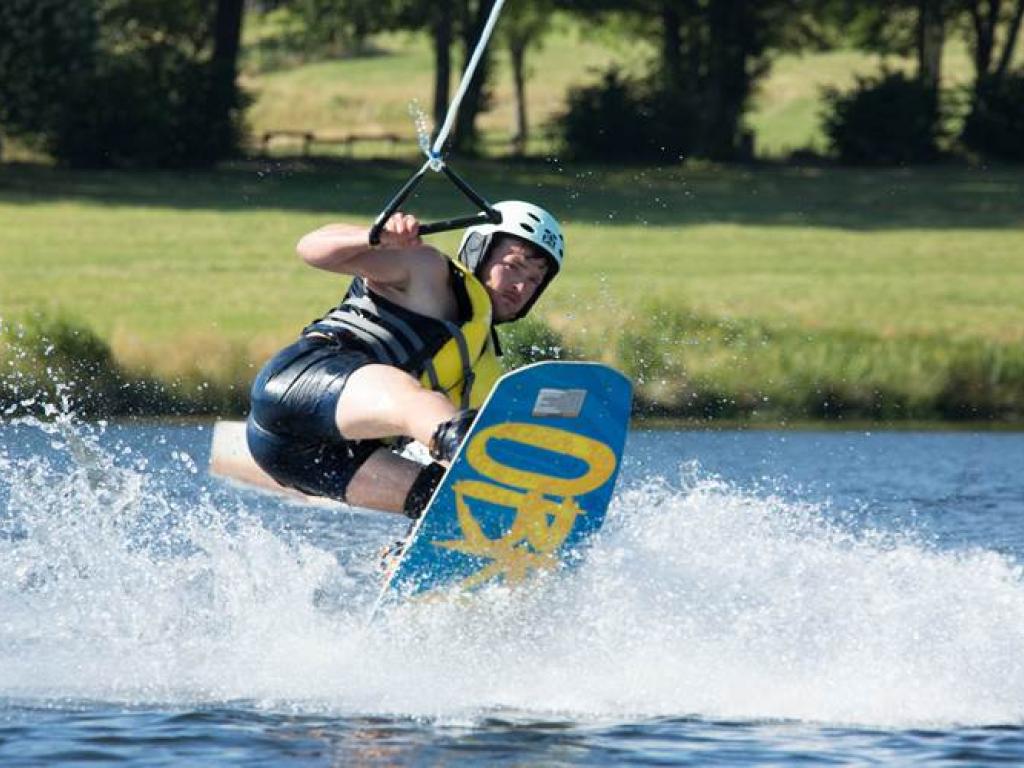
[519,223,535,233]
[527,212,541,222]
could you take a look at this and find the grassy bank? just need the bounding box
[1,161,1022,423]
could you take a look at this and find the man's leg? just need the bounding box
[332,364,463,514]
[335,363,458,448]
[342,448,424,513]
[332,363,491,516]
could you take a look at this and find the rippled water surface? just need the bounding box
[1,418,1022,765]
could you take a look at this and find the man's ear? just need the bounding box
[463,232,489,270]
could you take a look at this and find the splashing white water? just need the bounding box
[409,100,433,161]
[1,419,1022,728]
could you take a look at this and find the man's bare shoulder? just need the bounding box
[366,246,455,318]
[340,241,433,289]
[364,244,447,287]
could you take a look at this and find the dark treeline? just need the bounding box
[0,0,247,167]
[1,0,1022,167]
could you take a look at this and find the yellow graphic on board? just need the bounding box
[433,422,617,589]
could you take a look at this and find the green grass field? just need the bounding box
[1,160,1022,421]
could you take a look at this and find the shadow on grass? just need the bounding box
[1,158,1022,231]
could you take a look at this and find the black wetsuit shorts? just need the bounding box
[246,335,383,501]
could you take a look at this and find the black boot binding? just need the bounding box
[380,461,448,572]
[381,414,477,573]
[402,461,446,520]
[428,409,478,464]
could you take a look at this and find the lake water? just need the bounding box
[1,417,1023,765]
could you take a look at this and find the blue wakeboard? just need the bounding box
[373,361,632,612]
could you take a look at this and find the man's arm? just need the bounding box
[297,214,443,290]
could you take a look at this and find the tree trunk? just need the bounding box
[510,41,527,155]
[660,1,683,87]
[700,0,749,160]
[432,1,453,134]
[968,0,998,78]
[210,0,245,158]
[452,0,495,155]
[995,0,1024,80]
[917,0,945,90]
[212,0,244,85]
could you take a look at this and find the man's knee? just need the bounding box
[343,364,427,406]
[336,364,446,437]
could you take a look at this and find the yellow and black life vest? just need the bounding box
[303,258,501,409]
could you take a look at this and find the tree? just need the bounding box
[432,3,455,131]
[389,1,461,145]
[452,0,499,154]
[0,0,247,167]
[958,0,1024,157]
[395,1,455,136]
[919,0,950,90]
[827,0,1024,160]
[823,71,946,164]
[842,0,1023,92]
[210,0,246,160]
[298,0,395,56]
[395,0,497,154]
[499,0,554,155]
[962,0,1024,84]
[841,0,967,91]
[0,0,99,149]
[559,0,829,160]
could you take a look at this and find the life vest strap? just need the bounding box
[327,310,409,365]
[423,360,442,392]
[345,293,423,352]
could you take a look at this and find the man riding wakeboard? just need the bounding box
[246,200,565,520]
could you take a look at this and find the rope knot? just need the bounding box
[427,151,445,172]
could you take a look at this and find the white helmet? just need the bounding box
[457,200,565,321]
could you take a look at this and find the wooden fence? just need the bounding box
[260,130,405,157]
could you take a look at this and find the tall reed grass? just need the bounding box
[3,310,1020,424]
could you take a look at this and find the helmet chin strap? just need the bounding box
[368,0,508,247]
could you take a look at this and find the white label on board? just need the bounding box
[532,388,587,418]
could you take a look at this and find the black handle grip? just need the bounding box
[367,158,501,245]
[418,212,501,237]
[368,160,431,245]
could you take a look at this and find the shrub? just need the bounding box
[51,49,247,169]
[822,71,946,165]
[0,0,98,146]
[961,72,1024,162]
[934,345,1024,420]
[557,68,696,163]
[2,313,122,417]
[0,314,248,418]
[0,0,246,168]
[497,317,573,371]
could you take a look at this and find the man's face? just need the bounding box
[480,236,550,321]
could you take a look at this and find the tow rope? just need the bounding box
[368,0,508,245]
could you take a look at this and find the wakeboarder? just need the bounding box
[245,202,565,519]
